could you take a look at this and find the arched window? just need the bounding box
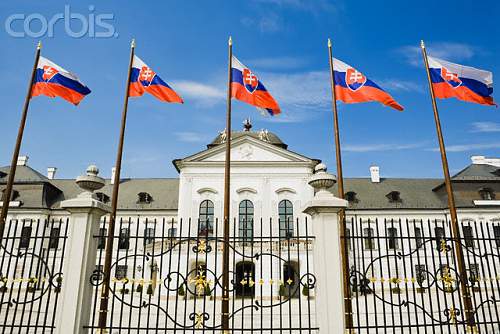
[199,200,214,236]
[239,200,254,241]
[279,200,294,238]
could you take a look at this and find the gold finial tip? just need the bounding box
[420,40,425,48]
[328,38,332,47]
[37,41,42,50]
[228,36,232,46]
[131,39,136,48]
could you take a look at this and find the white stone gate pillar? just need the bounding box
[303,164,348,334]
[56,166,110,334]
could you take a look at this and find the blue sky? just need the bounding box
[0,0,499,179]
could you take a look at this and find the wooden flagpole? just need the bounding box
[221,35,233,333]
[420,40,476,331]
[98,38,136,331]
[0,41,42,242]
[327,38,354,331]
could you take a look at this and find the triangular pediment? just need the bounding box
[179,135,315,164]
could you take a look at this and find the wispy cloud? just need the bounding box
[470,122,500,133]
[378,79,425,93]
[174,132,209,143]
[343,142,427,153]
[396,42,478,67]
[241,12,284,33]
[430,142,500,152]
[173,80,225,106]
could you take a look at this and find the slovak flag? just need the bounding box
[333,58,403,111]
[231,56,280,116]
[428,56,495,106]
[31,56,91,106]
[129,55,183,103]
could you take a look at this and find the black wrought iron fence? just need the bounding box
[345,217,500,333]
[86,217,318,333]
[0,218,69,333]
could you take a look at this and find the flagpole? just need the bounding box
[221,35,233,334]
[0,41,42,242]
[327,38,353,331]
[420,40,475,331]
[98,38,136,332]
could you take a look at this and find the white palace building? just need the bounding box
[1,123,499,333]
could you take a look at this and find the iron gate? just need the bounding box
[0,218,69,333]
[86,217,318,333]
[345,217,500,333]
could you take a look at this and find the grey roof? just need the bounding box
[451,164,500,181]
[330,178,447,210]
[0,165,49,183]
[49,178,179,210]
[208,130,288,149]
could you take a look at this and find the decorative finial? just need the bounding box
[76,164,105,197]
[131,39,136,48]
[420,40,425,49]
[328,38,332,48]
[243,118,252,131]
[228,36,232,46]
[37,41,42,50]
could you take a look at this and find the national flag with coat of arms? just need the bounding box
[427,56,495,106]
[129,55,183,103]
[332,58,404,111]
[231,55,281,116]
[31,56,91,105]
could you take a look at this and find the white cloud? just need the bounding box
[470,122,500,133]
[173,80,225,106]
[430,142,500,152]
[343,142,427,153]
[378,79,425,93]
[252,0,337,13]
[396,42,478,67]
[241,12,284,33]
[174,132,208,143]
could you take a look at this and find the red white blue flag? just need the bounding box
[129,55,183,103]
[428,56,495,106]
[231,56,280,116]
[31,56,91,106]
[333,58,403,111]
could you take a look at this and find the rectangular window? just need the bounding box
[48,227,60,249]
[345,228,351,251]
[387,227,398,250]
[19,226,32,248]
[469,263,480,283]
[115,265,128,280]
[97,228,107,250]
[168,227,177,238]
[144,227,155,246]
[363,227,375,250]
[434,227,445,250]
[118,228,130,250]
[463,226,474,248]
[414,227,423,249]
[93,265,103,281]
[415,264,427,284]
[493,225,500,248]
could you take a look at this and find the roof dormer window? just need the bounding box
[2,189,19,201]
[0,171,6,178]
[345,191,358,203]
[386,191,401,203]
[96,192,110,204]
[138,192,153,204]
[479,188,495,201]
[492,169,500,177]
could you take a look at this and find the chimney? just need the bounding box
[370,165,380,183]
[17,156,29,166]
[111,167,116,185]
[47,167,57,180]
